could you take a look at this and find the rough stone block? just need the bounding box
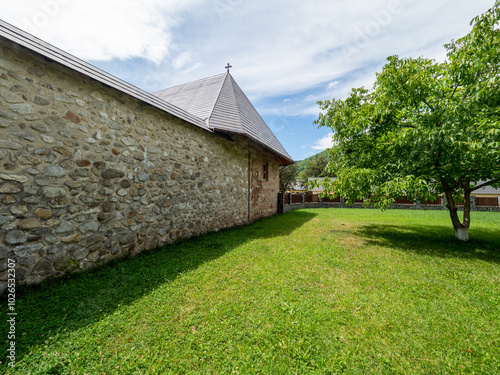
[63,110,81,123]
[60,234,82,243]
[40,135,55,144]
[5,230,27,245]
[0,109,17,120]
[13,243,43,257]
[78,221,99,234]
[43,187,66,198]
[0,88,23,103]
[34,207,53,219]
[11,132,36,142]
[2,196,16,204]
[9,103,31,114]
[43,165,66,177]
[52,146,72,157]
[33,95,51,106]
[71,248,89,260]
[0,139,22,149]
[32,259,54,274]
[0,181,22,193]
[101,169,124,179]
[17,154,41,165]
[18,217,41,229]
[56,222,75,234]
[30,124,51,133]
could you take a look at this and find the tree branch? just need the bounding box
[470,179,500,191]
[421,98,435,112]
[451,174,467,191]
[449,82,459,100]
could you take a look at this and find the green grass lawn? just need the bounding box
[1,209,499,374]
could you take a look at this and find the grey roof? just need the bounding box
[474,182,500,195]
[307,177,335,192]
[154,73,294,165]
[0,19,209,132]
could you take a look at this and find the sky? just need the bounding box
[0,0,494,160]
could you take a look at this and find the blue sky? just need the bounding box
[1,0,494,160]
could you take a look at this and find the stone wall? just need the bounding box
[249,145,279,221]
[0,38,279,289]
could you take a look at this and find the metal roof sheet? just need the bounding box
[154,73,227,124]
[474,182,500,195]
[154,73,294,164]
[0,19,209,132]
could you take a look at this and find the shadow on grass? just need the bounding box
[356,224,500,264]
[0,210,317,364]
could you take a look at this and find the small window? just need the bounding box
[263,163,269,181]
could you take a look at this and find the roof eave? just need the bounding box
[211,127,294,166]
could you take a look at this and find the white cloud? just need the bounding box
[171,52,193,70]
[327,81,339,90]
[311,132,334,151]
[0,0,492,114]
[0,0,200,64]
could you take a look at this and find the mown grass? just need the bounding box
[1,209,499,374]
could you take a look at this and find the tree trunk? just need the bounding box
[442,180,470,241]
[458,182,472,241]
[455,227,469,241]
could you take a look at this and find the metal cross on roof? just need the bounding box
[225,63,232,73]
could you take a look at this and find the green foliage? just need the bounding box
[298,154,331,188]
[313,5,500,237]
[3,209,499,374]
[295,150,330,173]
[279,163,298,192]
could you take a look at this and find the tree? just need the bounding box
[299,155,330,188]
[279,164,298,192]
[313,5,500,241]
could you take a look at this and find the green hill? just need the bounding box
[296,149,330,173]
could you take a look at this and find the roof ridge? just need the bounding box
[229,76,292,159]
[206,73,234,128]
[152,72,226,94]
[230,76,261,137]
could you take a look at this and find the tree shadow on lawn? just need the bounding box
[356,223,500,264]
[0,210,317,364]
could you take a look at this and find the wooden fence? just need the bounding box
[476,197,499,207]
[283,193,499,209]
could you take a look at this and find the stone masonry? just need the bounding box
[0,38,280,290]
[249,145,279,221]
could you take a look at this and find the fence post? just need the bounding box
[470,195,476,210]
[340,198,346,208]
[300,193,305,204]
[318,196,323,207]
[442,196,447,208]
[277,192,284,213]
[416,199,421,209]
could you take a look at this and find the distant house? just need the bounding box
[307,177,333,193]
[287,181,307,192]
[306,177,500,207]
[473,182,500,207]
